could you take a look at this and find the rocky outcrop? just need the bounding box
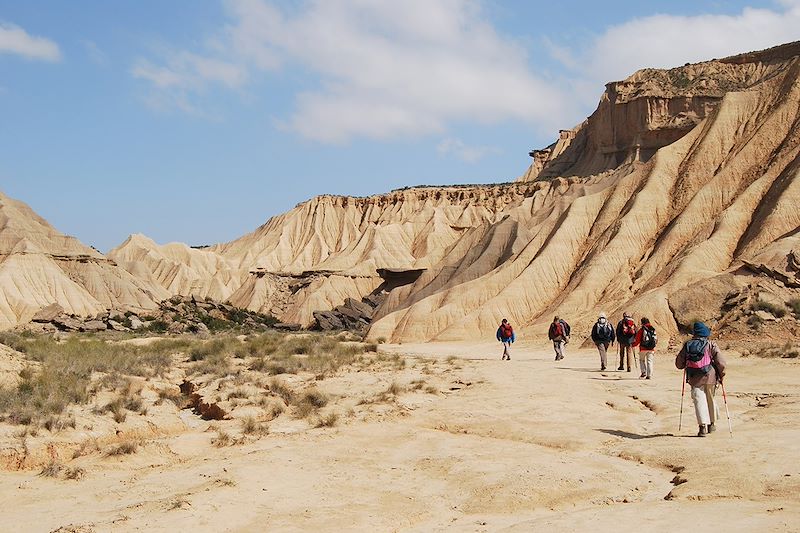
[19,296,278,335]
[521,41,800,181]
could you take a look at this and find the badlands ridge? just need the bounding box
[4,41,800,344]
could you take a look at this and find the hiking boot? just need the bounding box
[708,423,716,433]
[697,425,708,437]
[617,366,624,371]
[645,376,651,380]
[601,365,606,371]
[627,368,632,372]
[639,373,646,379]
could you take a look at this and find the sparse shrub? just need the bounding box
[788,298,800,317]
[226,387,248,400]
[375,337,387,344]
[192,352,231,377]
[268,379,295,405]
[386,382,405,396]
[43,414,76,432]
[409,379,426,391]
[315,412,338,428]
[39,460,64,478]
[211,429,233,447]
[293,388,328,418]
[156,387,184,406]
[424,386,438,394]
[752,300,787,318]
[363,343,378,353]
[64,466,85,480]
[747,314,764,329]
[241,416,269,436]
[145,320,169,333]
[105,438,139,456]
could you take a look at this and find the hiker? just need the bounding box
[616,312,637,372]
[675,322,727,437]
[590,312,615,370]
[632,317,657,379]
[496,318,515,360]
[548,316,570,361]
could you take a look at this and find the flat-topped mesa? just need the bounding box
[522,40,800,181]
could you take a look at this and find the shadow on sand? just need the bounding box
[597,429,674,440]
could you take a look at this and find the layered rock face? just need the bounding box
[109,184,541,327]
[7,42,800,343]
[370,41,800,342]
[520,42,800,181]
[0,192,164,330]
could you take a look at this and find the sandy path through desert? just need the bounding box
[2,343,799,532]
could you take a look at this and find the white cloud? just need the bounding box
[437,137,500,163]
[0,22,61,62]
[551,2,800,120]
[132,51,247,90]
[134,0,567,140]
[227,0,566,142]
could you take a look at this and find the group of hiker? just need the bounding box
[495,315,728,437]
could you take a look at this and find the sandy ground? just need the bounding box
[2,341,799,532]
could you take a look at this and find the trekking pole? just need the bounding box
[678,369,686,432]
[721,381,733,437]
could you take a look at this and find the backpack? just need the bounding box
[559,319,571,337]
[685,339,712,377]
[622,319,635,337]
[501,324,513,339]
[596,321,613,342]
[641,325,657,349]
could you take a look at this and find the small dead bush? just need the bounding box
[269,379,295,405]
[314,412,339,428]
[39,460,64,478]
[105,438,140,456]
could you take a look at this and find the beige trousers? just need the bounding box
[691,384,719,426]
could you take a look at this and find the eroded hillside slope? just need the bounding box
[370,41,800,342]
[0,192,165,329]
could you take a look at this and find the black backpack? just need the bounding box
[595,322,613,342]
[560,319,571,337]
[641,325,657,349]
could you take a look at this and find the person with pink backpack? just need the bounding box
[675,322,727,437]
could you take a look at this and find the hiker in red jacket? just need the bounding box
[496,319,516,360]
[631,317,657,379]
[548,316,570,361]
[616,312,637,372]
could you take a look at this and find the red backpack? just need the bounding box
[622,319,635,336]
[501,324,513,338]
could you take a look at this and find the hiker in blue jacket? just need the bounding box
[496,319,515,360]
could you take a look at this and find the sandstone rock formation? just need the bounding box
[7,41,800,345]
[0,192,165,330]
[370,41,800,342]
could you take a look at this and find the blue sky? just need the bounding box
[1,1,798,251]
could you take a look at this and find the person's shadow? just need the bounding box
[596,429,674,439]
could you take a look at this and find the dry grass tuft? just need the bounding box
[241,416,269,436]
[105,437,140,456]
[293,388,328,418]
[39,460,64,478]
[314,412,339,428]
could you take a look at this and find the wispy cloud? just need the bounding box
[0,22,61,62]
[548,2,800,125]
[437,137,500,163]
[132,0,567,141]
[82,39,108,66]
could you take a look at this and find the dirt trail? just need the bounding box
[2,343,799,532]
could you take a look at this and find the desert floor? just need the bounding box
[2,342,799,532]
